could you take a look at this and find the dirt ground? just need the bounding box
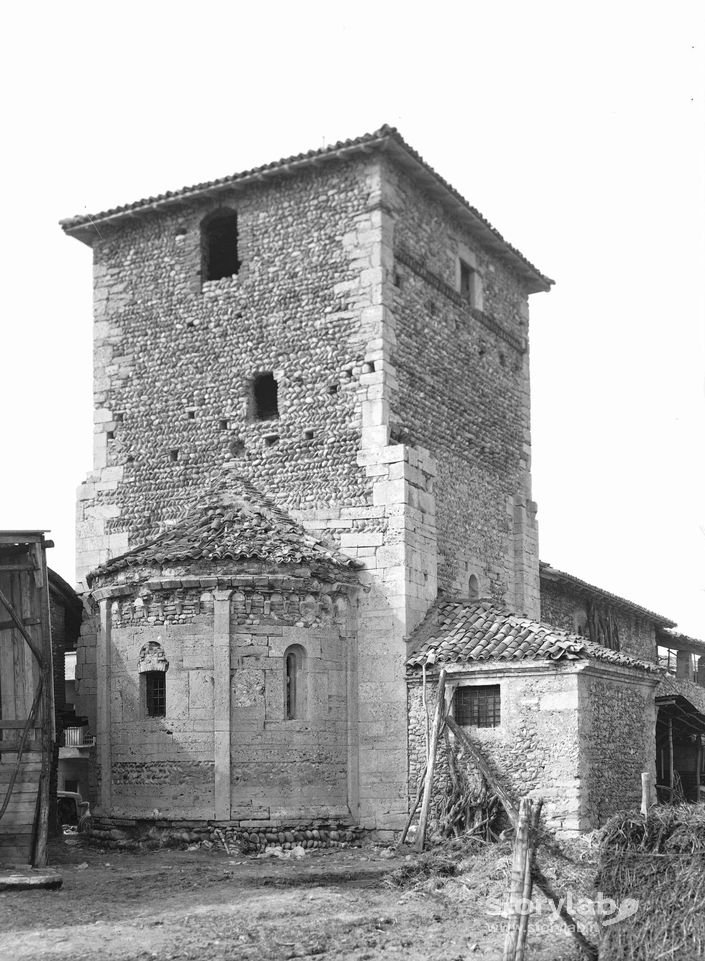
[0,835,598,961]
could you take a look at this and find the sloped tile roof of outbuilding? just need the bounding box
[655,674,705,716]
[407,599,660,673]
[88,474,357,583]
[60,125,552,293]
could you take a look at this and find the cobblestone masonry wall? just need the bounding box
[77,159,385,582]
[540,579,658,662]
[408,665,583,834]
[383,160,539,616]
[578,669,657,827]
[73,146,548,831]
[91,568,353,821]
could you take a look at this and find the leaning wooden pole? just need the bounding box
[400,761,428,845]
[531,864,598,961]
[413,668,447,852]
[445,716,518,821]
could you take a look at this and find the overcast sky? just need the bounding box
[2,2,703,636]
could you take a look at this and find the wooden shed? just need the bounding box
[0,532,54,866]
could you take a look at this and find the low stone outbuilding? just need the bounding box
[81,473,359,831]
[407,599,662,834]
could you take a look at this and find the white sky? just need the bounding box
[1,2,703,636]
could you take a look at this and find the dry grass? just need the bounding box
[597,805,705,961]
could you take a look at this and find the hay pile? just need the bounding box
[598,805,705,960]
[385,836,511,899]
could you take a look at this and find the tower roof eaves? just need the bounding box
[60,125,553,294]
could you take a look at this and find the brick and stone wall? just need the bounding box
[578,667,657,826]
[409,662,658,834]
[88,563,355,824]
[408,664,583,834]
[381,159,539,616]
[540,578,659,662]
[71,143,548,831]
[76,159,386,582]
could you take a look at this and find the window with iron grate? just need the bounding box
[144,671,166,717]
[454,684,500,728]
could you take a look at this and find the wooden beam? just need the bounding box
[0,742,42,753]
[0,586,43,664]
[445,716,519,824]
[0,617,41,631]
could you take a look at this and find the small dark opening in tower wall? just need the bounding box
[459,259,473,298]
[202,209,240,282]
[253,373,279,421]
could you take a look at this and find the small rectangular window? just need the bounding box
[201,208,240,282]
[145,671,166,717]
[458,256,483,310]
[252,372,279,421]
[454,684,500,728]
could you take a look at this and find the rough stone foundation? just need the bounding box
[84,816,366,853]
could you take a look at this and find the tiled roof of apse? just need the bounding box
[60,125,552,294]
[88,474,357,584]
[407,599,660,673]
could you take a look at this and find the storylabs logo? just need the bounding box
[487,891,639,927]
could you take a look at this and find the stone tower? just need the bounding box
[62,126,551,832]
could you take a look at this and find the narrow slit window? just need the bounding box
[201,208,240,282]
[286,652,297,719]
[145,671,166,718]
[454,685,500,728]
[284,646,304,720]
[252,372,279,421]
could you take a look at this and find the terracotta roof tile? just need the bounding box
[61,125,552,293]
[87,473,357,584]
[655,674,705,716]
[407,599,660,673]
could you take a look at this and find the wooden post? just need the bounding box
[414,669,447,852]
[34,558,53,868]
[696,736,703,802]
[640,772,653,818]
[503,797,532,961]
[516,800,542,961]
[668,716,674,793]
[503,797,543,961]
